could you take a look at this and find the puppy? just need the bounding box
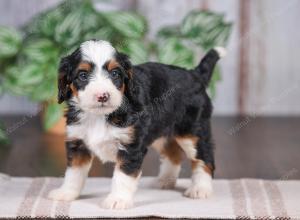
[48,40,226,209]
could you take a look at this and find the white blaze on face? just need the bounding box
[75,40,123,115]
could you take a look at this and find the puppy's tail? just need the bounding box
[195,47,227,87]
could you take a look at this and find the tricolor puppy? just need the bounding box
[48,40,226,209]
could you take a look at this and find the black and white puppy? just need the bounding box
[48,40,226,209]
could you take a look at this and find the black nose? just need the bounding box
[97,93,110,103]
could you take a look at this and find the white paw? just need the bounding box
[101,194,133,210]
[48,188,79,201]
[158,177,176,189]
[184,183,213,199]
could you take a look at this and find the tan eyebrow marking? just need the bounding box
[107,59,120,71]
[77,62,92,72]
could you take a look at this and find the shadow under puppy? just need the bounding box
[48,40,226,209]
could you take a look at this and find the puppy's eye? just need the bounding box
[111,69,121,79]
[78,71,88,81]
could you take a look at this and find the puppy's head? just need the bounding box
[58,40,132,115]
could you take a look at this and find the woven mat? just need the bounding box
[0,174,299,219]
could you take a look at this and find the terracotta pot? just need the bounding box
[47,116,66,135]
[40,102,66,135]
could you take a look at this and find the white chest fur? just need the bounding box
[67,113,133,163]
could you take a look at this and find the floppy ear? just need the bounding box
[57,57,72,104]
[57,48,81,104]
[115,52,133,79]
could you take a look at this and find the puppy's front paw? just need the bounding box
[48,188,79,201]
[101,194,133,210]
[184,183,213,199]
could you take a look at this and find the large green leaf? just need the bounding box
[23,2,64,37]
[43,62,58,81]
[79,3,102,33]
[158,38,194,69]
[2,66,19,93]
[181,11,223,36]
[193,23,232,49]
[38,8,64,38]
[44,103,63,130]
[117,40,148,64]
[23,39,58,63]
[61,45,79,57]
[3,66,32,96]
[54,11,82,46]
[157,25,181,39]
[3,64,51,97]
[83,26,114,42]
[0,26,22,58]
[60,0,91,14]
[27,62,57,100]
[17,64,44,86]
[103,12,147,38]
[25,0,84,36]
[211,23,232,47]
[181,11,232,49]
[30,80,57,102]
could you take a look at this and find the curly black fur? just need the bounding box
[110,50,220,175]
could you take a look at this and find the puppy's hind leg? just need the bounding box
[176,122,214,199]
[184,159,213,199]
[48,140,93,201]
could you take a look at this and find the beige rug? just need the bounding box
[0,174,299,219]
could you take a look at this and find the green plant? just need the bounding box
[156,11,232,96]
[0,0,232,132]
[0,122,8,145]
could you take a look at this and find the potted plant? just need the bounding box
[0,123,7,145]
[0,0,232,135]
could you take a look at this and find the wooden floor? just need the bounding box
[0,115,299,180]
